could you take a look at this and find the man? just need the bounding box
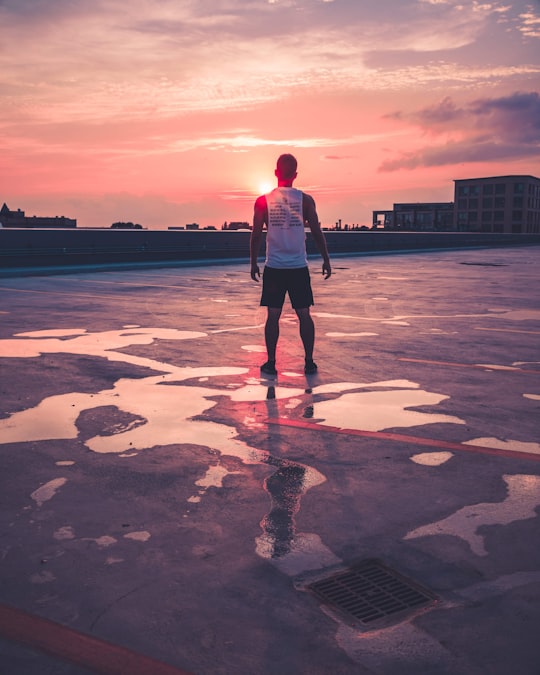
[250,153,331,376]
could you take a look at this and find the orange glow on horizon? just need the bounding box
[0,1,538,229]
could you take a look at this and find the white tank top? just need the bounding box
[265,187,307,268]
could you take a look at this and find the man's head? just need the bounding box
[275,154,298,184]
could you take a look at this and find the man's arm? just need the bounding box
[250,195,267,281]
[304,194,331,279]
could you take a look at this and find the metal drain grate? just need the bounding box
[307,559,438,628]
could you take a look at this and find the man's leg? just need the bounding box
[295,307,315,362]
[264,307,282,363]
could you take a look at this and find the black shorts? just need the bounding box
[260,266,314,309]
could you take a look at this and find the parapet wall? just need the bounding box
[1,228,540,271]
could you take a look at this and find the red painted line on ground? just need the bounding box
[265,418,540,463]
[0,604,192,675]
[398,357,540,374]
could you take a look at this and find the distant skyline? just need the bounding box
[1,0,539,229]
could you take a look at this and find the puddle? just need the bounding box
[325,332,378,337]
[260,460,307,558]
[336,620,465,672]
[466,437,540,456]
[0,326,493,573]
[476,363,521,371]
[124,531,151,542]
[404,474,540,556]
[31,478,67,507]
[241,344,266,352]
[84,536,118,548]
[309,386,464,432]
[256,455,329,565]
[410,452,454,466]
[258,532,340,576]
[313,308,540,325]
[0,327,328,567]
[188,464,243,503]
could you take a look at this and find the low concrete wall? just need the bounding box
[1,228,540,271]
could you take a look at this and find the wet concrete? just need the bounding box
[0,246,539,674]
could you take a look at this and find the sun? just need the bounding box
[257,180,274,195]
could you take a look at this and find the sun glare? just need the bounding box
[257,181,274,195]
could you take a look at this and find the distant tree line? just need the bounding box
[110,221,143,229]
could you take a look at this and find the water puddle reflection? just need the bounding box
[0,325,525,574]
[405,474,540,556]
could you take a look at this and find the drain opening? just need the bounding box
[307,559,438,628]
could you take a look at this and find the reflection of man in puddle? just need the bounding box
[250,153,331,377]
[262,459,306,558]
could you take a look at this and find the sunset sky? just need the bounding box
[1,0,539,229]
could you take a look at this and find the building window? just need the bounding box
[494,211,504,221]
[458,186,469,197]
[481,211,492,222]
[514,182,524,194]
[513,197,523,208]
[494,197,505,208]
[482,197,493,208]
[469,198,478,209]
[483,184,493,195]
[417,213,433,226]
[458,198,467,209]
[495,183,506,194]
[469,212,478,223]
[512,210,523,221]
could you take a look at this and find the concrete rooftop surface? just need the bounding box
[0,246,539,675]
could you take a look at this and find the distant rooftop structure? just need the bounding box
[373,202,454,231]
[372,174,540,234]
[453,175,540,234]
[222,221,250,231]
[0,202,77,229]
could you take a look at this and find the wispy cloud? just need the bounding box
[518,7,540,37]
[1,0,534,124]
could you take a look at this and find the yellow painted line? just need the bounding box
[0,603,192,675]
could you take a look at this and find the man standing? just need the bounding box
[250,153,331,376]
